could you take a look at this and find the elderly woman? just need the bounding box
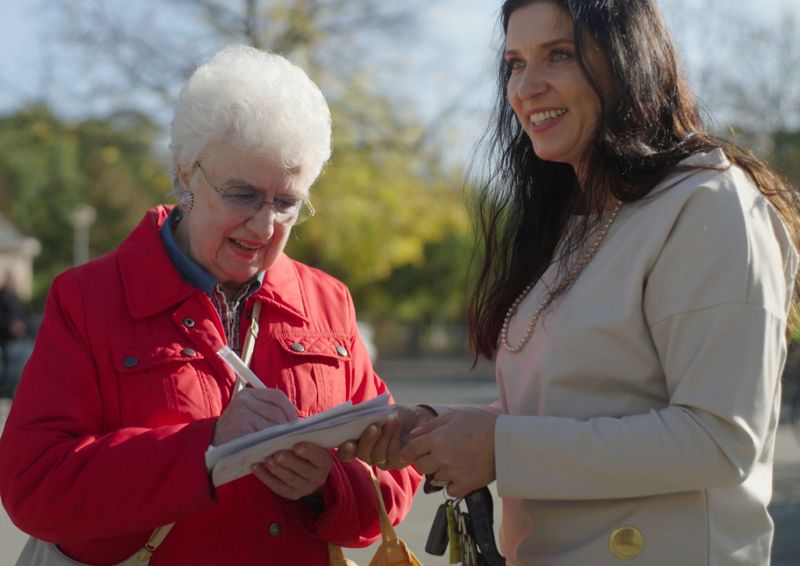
[0,45,419,565]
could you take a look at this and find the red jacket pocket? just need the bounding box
[112,342,211,426]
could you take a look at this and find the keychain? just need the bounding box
[446,500,463,564]
[453,502,479,566]
[426,493,483,565]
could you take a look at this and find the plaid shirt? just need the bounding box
[160,208,262,354]
[208,278,262,354]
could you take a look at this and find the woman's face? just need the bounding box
[175,144,308,294]
[505,0,613,173]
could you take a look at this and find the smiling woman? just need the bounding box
[504,1,612,175]
[0,45,421,566]
[337,1,800,565]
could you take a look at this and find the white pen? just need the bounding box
[217,345,267,389]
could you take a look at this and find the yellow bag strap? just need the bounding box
[366,466,397,544]
[329,463,424,566]
[327,542,358,566]
[136,523,175,562]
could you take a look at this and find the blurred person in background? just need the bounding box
[0,45,419,565]
[0,271,27,397]
[342,1,800,564]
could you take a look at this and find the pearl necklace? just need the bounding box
[500,200,623,353]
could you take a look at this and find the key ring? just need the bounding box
[423,474,451,494]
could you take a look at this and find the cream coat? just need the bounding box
[494,150,798,565]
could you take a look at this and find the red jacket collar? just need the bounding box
[117,206,309,322]
[253,254,310,322]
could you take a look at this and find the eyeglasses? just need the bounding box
[194,161,316,225]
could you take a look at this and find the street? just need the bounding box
[1,357,799,564]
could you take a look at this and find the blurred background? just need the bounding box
[0,0,798,360]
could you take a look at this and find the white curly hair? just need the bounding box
[170,45,332,194]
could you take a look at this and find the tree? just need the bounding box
[51,0,425,123]
[0,105,170,304]
[770,129,800,187]
[661,1,800,188]
[661,1,800,131]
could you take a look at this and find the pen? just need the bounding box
[217,345,267,389]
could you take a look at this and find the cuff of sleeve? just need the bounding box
[495,414,529,499]
[280,453,351,536]
[188,418,220,500]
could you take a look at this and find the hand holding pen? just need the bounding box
[212,346,298,445]
[214,346,331,499]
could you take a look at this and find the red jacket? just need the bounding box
[0,206,420,565]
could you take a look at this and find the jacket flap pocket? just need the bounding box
[276,334,350,361]
[112,342,205,372]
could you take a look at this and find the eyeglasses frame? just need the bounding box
[192,161,316,225]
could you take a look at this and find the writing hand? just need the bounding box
[213,388,298,445]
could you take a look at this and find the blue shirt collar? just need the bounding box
[160,208,218,294]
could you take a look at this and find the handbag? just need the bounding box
[15,525,173,566]
[329,465,422,566]
[15,302,265,566]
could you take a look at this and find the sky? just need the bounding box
[0,0,798,165]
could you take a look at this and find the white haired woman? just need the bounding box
[0,45,420,565]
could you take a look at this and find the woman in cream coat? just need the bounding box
[340,1,800,564]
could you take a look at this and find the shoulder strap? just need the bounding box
[136,523,175,562]
[241,300,261,367]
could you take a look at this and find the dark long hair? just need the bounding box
[468,0,800,360]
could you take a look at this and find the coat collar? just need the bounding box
[117,206,309,322]
[252,254,310,323]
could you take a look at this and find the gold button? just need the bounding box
[609,526,644,560]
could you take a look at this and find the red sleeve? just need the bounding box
[0,273,217,540]
[280,288,422,547]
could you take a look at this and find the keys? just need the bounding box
[454,504,479,566]
[447,502,462,564]
[425,501,449,556]
[424,495,482,565]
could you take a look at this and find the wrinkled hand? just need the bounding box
[252,442,333,500]
[401,408,497,498]
[337,404,437,469]
[213,388,298,446]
